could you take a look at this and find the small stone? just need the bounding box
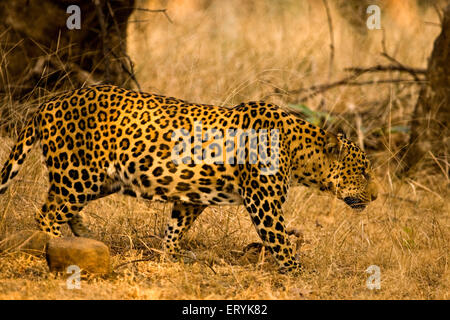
[0,230,51,256]
[46,237,110,274]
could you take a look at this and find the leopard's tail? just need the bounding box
[0,117,40,194]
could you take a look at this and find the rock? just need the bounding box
[46,237,110,274]
[0,230,51,256]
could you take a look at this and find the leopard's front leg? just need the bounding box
[239,168,301,273]
[163,203,207,262]
[242,196,301,273]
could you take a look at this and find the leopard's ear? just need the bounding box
[324,132,344,158]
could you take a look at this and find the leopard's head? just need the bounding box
[322,133,378,210]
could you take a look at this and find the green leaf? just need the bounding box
[288,104,335,126]
[389,125,410,134]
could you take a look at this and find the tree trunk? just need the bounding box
[0,0,136,131]
[401,4,450,176]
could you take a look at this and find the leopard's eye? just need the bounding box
[361,168,370,180]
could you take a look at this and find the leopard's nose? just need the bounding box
[368,181,378,202]
[369,187,378,201]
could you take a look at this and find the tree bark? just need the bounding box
[401,4,450,175]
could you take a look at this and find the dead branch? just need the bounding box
[272,52,427,103]
[134,7,173,24]
[344,65,426,77]
[380,52,423,81]
[286,78,426,103]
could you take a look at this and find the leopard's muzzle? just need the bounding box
[343,197,367,211]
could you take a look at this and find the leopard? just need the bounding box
[0,84,378,273]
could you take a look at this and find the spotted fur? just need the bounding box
[0,85,377,273]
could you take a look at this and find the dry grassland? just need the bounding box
[0,0,448,299]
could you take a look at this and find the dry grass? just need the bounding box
[0,0,449,299]
[0,141,448,299]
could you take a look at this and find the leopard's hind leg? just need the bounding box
[37,172,116,237]
[37,188,88,237]
[68,176,123,237]
[68,213,93,237]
